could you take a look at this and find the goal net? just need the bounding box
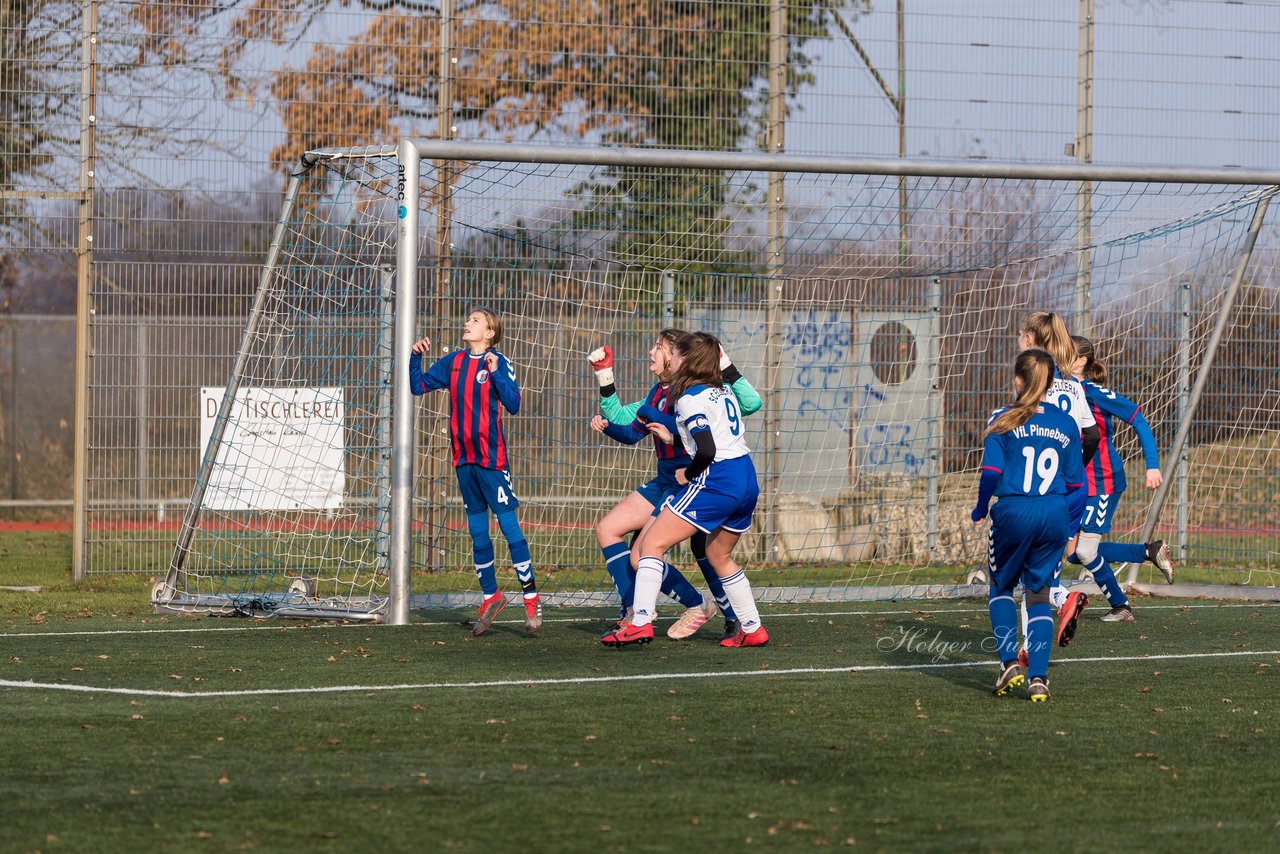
[156,142,1280,621]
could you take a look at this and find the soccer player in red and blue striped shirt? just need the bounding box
[1064,335,1176,622]
[409,308,541,636]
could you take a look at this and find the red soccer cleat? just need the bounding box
[472,592,507,637]
[601,621,654,648]
[1056,591,1090,647]
[720,625,770,648]
[1017,647,1029,669]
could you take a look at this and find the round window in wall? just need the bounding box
[869,321,917,386]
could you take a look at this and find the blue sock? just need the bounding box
[661,563,703,608]
[1026,601,1053,679]
[1098,542,1147,565]
[988,588,1019,664]
[496,511,536,594]
[467,513,497,596]
[601,542,633,619]
[1085,554,1128,608]
[696,557,737,621]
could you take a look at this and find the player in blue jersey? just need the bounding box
[588,329,762,640]
[1063,335,1175,621]
[409,308,542,636]
[602,332,768,649]
[972,348,1087,702]
[1017,311,1100,649]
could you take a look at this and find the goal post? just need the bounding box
[156,140,1280,622]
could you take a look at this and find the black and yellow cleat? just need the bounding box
[1028,676,1051,703]
[993,661,1026,696]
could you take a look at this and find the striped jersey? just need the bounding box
[410,349,521,469]
[1080,378,1160,496]
[639,383,687,464]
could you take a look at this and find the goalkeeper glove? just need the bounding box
[588,345,615,388]
[719,346,742,385]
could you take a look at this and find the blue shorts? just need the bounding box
[455,464,520,515]
[1079,492,1121,535]
[635,472,681,518]
[664,456,759,534]
[987,495,1070,594]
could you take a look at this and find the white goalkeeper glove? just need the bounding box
[588,345,615,388]
[718,346,732,371]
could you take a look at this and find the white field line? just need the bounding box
[0,601,1272,640]
[2,648,1277,700]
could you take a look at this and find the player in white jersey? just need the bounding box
[602,331,768,649]
[1016,311,1101,652]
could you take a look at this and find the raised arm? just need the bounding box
[721,356,763,416]
[409,337,450,395]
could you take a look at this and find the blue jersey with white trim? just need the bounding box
[674,383,750,462]
[980,404,1085,499]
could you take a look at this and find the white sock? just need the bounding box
[719,570,761,633]
[631,557,665,627]
[1049,585,1069,610]
[1019,599,1028,650]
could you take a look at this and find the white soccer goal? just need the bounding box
[155,140,1280,622]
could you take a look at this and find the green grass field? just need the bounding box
[3,575,1279,852]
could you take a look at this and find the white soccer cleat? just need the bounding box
[666,598,717,640]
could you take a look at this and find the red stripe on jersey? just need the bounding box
[448,353,465,465]
[477,365,494,468]
[459,354,480,465]
[1088,400,1117,495]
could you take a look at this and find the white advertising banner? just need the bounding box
[199,387,346,511]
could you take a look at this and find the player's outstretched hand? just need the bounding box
[588,345,615,387]
[646,421,674,445]
[411,336,431,355]
[1144,468,1163,489]
[590,415,608,433]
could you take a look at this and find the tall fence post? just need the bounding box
[71,0,99,580]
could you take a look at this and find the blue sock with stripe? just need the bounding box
[690,533,736,620]
[1027,601,1053,679]
[467,513,497,596]
[988,589,1019,664]
[661,563,703,608]
[601,542,633,620]
[1098,542,1147,565]
[496,511,535,594]
[1084,554,1128,608]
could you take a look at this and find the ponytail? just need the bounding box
[1021,311,1077,376]
[988,349,1055,435]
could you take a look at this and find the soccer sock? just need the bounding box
[718,570,761,633]
[1048,585,1070,610]
[661,563,703,608]
[696,557,737,620]
[690,533,736,620]
[988,589,1019,664]
[467,513,497,596]
[497,511,536,594]
[1098,542,1148,565]
[1026,601,1053,679]
[601,542,633,619]
[632,556,666,627]
[1084,553,1128,608]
